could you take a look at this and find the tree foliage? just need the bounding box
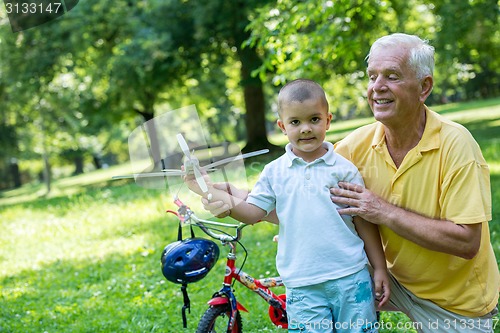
[0,0,498,189]
[246,0,498,116]
[430,0,500,100]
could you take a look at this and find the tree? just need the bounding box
[0,11,69,192]
[429,0,500,101]
[67,0,278,151]
[2,0,498,191]
[0,3,131,188]
[245,0,399,119]
[245,0,498,115]
[195,0,278,151]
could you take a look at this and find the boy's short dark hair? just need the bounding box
[278,79,329,115]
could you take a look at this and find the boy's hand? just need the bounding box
[201,183,249,218]
[183,168,212,197]
[373,268,391,308]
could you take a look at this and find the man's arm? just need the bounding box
[331,182,482,259]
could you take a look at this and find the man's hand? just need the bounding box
[330,182,387,225]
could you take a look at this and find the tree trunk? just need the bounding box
[73,155,84,175]
[93,154,102,169]
[39,114,51,195]
[42,151,51,194]
[237,44,280,153]
[9,159,21,188]
[134,104,167,172]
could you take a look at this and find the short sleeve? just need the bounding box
[346,169,365,188]
[334,139,350,161]
[440,161,492,224]
[246,166,276,215]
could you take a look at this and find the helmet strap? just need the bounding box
[177,222,195,241]
[177,223,194,328]
[181,283,190,328]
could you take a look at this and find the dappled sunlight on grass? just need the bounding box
[0,184,170,278]
[490,162,500,176]
[430,97,500,114]
[0,163,136,207]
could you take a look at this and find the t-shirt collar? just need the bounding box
[285,141,337,167]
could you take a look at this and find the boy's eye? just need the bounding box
[290,120,299,125]
[311,117,320,123]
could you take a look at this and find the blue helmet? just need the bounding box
[161,238,219,284]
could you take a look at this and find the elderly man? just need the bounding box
[330,33,498,333]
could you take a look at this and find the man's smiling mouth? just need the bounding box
[374,99,393,105]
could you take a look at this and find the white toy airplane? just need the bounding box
[113,133,269,199]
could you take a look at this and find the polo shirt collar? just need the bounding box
[418,107,441,152]
[371,106,441,153]
[371,123,386,149]
[285,141,337,167]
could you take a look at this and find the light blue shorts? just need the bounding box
[286,266,378,333]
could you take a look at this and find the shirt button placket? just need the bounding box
[304,165,311,190]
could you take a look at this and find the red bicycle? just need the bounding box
[167,197,288,332]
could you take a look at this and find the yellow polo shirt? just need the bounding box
[334,107,499,317]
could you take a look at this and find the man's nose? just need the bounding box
[372,76,388,92]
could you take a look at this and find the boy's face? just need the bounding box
[277,98,332,162]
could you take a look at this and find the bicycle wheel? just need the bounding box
[196,305,243,333]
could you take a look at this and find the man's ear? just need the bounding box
[277,119,286,135]
[420,76,433,103]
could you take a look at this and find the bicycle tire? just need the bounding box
[196,305,243,333]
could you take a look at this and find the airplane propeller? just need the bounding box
[176,133,209,195]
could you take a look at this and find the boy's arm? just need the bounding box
[353,216,391,307]
[200,182,279,225]
[205,185,268,224]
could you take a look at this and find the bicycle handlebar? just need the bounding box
[168,197,248,243]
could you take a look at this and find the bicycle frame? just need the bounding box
[210,238,287,330]
[167,197,288,331]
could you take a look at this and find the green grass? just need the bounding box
[1,98,500,332]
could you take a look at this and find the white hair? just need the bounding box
[366,33,435,80]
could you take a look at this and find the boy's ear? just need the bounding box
[326,112,332,130]
[277,119,286,135]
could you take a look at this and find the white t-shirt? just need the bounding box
[247,142,368,288]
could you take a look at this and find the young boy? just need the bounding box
[187,79,389,332]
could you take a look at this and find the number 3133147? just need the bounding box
[5,2,62,14]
